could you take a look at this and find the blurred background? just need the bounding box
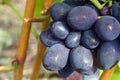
[0,0,60,80]
[0,0,119,80]
[0,0,83,80]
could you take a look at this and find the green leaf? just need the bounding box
[0,29,12,47]
[110,65,120,80]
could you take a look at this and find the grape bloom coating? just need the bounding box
[40,0,120,79]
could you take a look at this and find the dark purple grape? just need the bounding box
[85,3,100,15]
[58,59,74,77]
[116,0,120,2]
[96,40,120,70]
[81,30,100,49]
[43,43,70,71]
[65,31,81,48]
[70,46,93,73]
[101,6,110,16]
[82,67,97,75]
[111,2,120,22]
[77,53,97,75]
[40,29,60,47]
[50,2,71,21]
[95,16,120,41]
[78,53,98,75]
[63,0,85,7]
[78,63,97,75]
[51,21,69,40]
[67,6,98,30]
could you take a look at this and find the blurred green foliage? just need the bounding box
[0,29,12,54]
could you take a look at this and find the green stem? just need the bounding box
[31,28,39,40]
[108,1,113,7]
[102,1,108,7]
[98,16,102,19]
[90,0,105,10]
[99,0,107,2]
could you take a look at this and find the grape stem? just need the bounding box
[100,0,107,2]
[98,16,102,19]
[90,0,107,10]
[30,18,50,80]
[108,1,113,7]
[24,15,49,22]
[99,65,117,80]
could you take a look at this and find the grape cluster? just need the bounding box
[40,0,120,78]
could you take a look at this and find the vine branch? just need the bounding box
[14,0,36,80]
[24,15,49,22]
[30,18,50,80]
[30,0,53,80]
[41,0,53,15]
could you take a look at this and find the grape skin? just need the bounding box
[50,2,71,21]
[67,6,98,30]
[95,16,120,41]
[43,43,70,71]
[78,58,97,75]
[96,40,120,69]
[63,0,85,7]
[70,45,93,74]
[58,58,74,77]
[111,2,120,22]
[116,0,120,2]
[40,29,61,47]
[65,31,81,48]
[40,1,120,79]
[81,30,100,49]
[85,3,100,15]
[51,21,70,40]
